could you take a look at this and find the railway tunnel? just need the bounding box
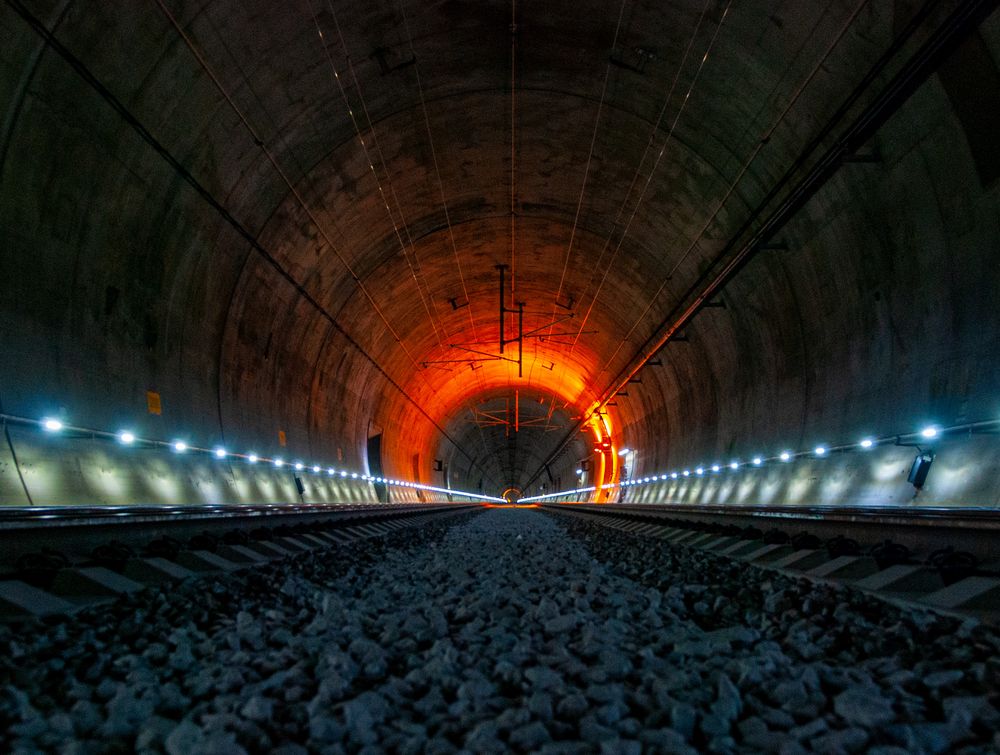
[2,0,1000,752]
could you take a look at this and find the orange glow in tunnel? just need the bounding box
[378,347,621,498]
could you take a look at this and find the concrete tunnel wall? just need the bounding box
[0,1,999,507]
[601,41,1000,509]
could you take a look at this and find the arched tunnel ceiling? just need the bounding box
[2,0,999,498]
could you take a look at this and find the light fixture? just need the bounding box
[118,431,136,445]
[683,470,690,477]
[351,473,358,478]
[214,447,227,459]
[860,438,874,449]
[294,462,304,471]
[274,458,284,468]
[671,472,678,479]
[711,464,720,473]
[908,452,934,488]
[248,454,258,463]
[921,426,939,439]
[696,467,704,475]
[42,418,63,432]
[729,461,738,470]
[327,468,335,475]
[173,441,187,453]
[660,474,668,480]
[780,451,791,462]
[575,468,583,475]
[618,448,630,456]
[312,465,320,473]
[752,456,762,466]
[814,446,826,456]
[340,471,348,477]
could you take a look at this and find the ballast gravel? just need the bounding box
[1,508,998,753]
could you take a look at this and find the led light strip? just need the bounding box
[520,486,595,503]
[524,418,1000,499]
[3,413,505,503]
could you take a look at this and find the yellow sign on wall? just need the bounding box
[278,430,287,447]
[146,391,162,415]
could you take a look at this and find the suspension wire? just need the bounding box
[319,0,512,484]
[523,0,972,490]
[152,0,493,476]
[326,0,502,454]
[547,0,629,332]
[599,0,872,375]
[570,0,732,354]
[509,0,518,311]
[397,0,483,347]
[545,0,713,399]
[327,0,501,470]
[7,0,476,461]
[395,0,490,418]
[152,0,429,372]
[313,0,449,353]
[601,0,870,373]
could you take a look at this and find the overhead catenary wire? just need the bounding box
[541,0,715,409]
[397,0,482,347]
[316,0,451,353]
[591,0,953,403]
[597,0,874,376]
[317,0,504,481]
[568,0,732,354]
[12,0,481,465]
[319,0,510,483]
[523,0,989,490]
[151,0,428,376]
[509,0,518,314]
[10,0,481,464]
[538,0,629,377]
[163,0,497,483]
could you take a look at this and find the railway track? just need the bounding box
[545,503,1000,623]
[2,506,999,753]
[0,502,477,621]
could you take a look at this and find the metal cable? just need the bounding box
[319,0,450,351]
[599,0,873,376]
[547,0,630,331]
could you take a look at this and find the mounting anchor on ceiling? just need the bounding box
[609,46,656,74]
[371,46,416,76]
[842,146,882,164]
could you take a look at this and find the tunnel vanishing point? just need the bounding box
[1,0,999,508]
